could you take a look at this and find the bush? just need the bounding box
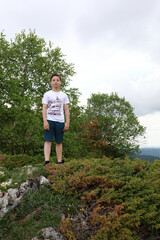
[0,154,7,166]
[0,154,42,169]
[45,157,160,239]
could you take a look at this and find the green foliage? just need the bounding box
[0,154,41,170]
[86,93,146,158]
[45,157,160,239]
[1,156,160,239]
[0,30,75,155]
[63,88,88,158]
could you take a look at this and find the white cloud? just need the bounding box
[107,66,160,116]
[69,45,160,116]
[138,112,160,147]
[0,0,72,40]
[126,71,160,116]
[74,0,159,46]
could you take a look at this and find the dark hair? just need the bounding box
[50,74,61,81]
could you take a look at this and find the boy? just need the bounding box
[42,74,70,166]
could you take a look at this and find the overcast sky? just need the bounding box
[1,0,160,147]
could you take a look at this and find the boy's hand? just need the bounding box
[44,121,49,130]
[63,122,69,131]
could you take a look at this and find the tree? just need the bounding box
[0,30,75,155]
[85,93,146,157]
[62,88,88,158]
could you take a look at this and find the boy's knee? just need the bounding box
[45,141,52,145]
[56,142,62,145]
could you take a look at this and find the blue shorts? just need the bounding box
[44,120,65,143]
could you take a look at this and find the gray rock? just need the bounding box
[18,178,40,195]
[39,176,50,185]
[42,227,64,239]
[0,192,9,216]
[31,227,65,240]
[0,176,64,240]
[0,176,50,217]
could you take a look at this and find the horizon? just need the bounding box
[140,147,160,149]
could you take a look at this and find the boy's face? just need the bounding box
[50,76,61,89]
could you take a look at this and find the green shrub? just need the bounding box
[1,156,160,239]
[0,154,7,166]
[0,154,42,170]
[45,157,160,239]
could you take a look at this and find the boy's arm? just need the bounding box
[42,104,49,130]
[63,104,70,131]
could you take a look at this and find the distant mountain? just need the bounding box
[135,148,160,162]
[140,148,160,158]
[135,154,160,162]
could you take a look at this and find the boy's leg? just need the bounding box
[55,122,64,163]
[44,141,52,162]
[44,120,54,165]
[56,142,62,162]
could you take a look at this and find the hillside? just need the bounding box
[134,154,160,162]
[135,148,160,162]
[140,148,160,158]
[0,155,160,240]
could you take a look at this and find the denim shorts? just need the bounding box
[44,120,65,143]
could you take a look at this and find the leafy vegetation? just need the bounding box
[86,93,145,158]
[0,30,75,156]
[0,155,160,239]
[46,157,160,240]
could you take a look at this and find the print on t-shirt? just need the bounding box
[48,96,62,116]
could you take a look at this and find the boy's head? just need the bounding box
[50,74,61,82]
[50,74,62,90]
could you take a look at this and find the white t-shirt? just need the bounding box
[42,90,69,122]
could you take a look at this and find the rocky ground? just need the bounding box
[0,164,65,240]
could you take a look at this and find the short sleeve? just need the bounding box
[64,94,69,104]
[42,92,48,104]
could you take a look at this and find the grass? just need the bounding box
[0,155,82,239]
[0,164,47,192]
[0,186,81,240]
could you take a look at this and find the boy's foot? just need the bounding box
[43,161,50,167]
[56,160,64,164]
